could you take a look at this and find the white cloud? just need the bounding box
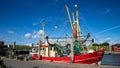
[96,8,111,15]
[37,30,43,35]
[32,35,37,39]
[95,25,120,35]
[8,30,14,34]
[33,30,37,34]
[54,0,59,2]
[52,0,59,5]
[25,33,31,38]
[25,30,44,39]
[105,9,110,14]
[32,30,44,39]
[113,40,119,44]
[33,22,38,26]
[105,37,111,42]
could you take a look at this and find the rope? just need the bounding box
[80,13,101,44]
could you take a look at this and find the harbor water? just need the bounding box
[101,54,120,66]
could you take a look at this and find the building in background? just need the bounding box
[112,44,120,52]
[0,41,8,56]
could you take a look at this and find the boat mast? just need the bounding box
[65,4,83,63]
[72,12,75,23]
[75,5,82,41]
[65,5,74,63]
[66,5,82,40]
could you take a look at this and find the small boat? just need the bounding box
[33,5,105,64]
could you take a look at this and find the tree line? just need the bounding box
[90,42,111,51]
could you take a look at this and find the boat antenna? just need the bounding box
[41,20,45,43]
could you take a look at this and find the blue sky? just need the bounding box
[0,0,120,45]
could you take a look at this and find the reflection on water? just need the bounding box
[101,54,120,66]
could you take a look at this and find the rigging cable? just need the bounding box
[80,14,101,44]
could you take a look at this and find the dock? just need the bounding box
[1,57,119,68]
[105,51,120,55]
[15,50,29,55]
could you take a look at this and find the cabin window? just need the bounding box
[43,48,44,50]
[53,48,55,51]
[50,47,52,50]
[117,46,120,48]
[40,48,42,50]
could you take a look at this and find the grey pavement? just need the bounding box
[1,57,119,68]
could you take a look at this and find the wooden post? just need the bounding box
[38,40,40,60]
[13,41,16,49]
[71,39,74,63]
[38,40,42,60]
[12,41,16,56]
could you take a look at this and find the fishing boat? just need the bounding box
[41,48,105,64]
[33,5,105,64]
